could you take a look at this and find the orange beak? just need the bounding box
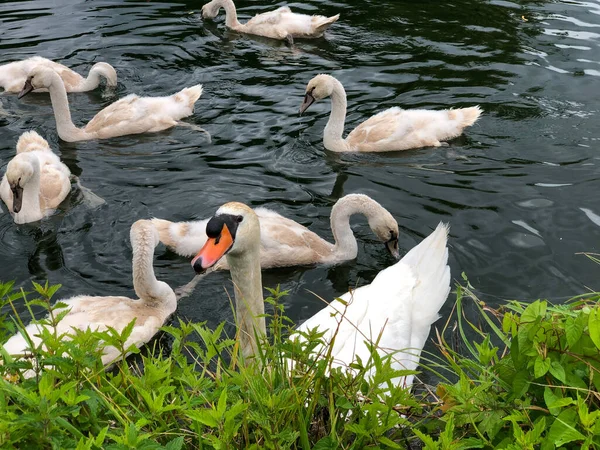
[191,223,234,273]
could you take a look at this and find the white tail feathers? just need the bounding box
[453,106,482,128]
[16,131,51,154]
[314,14,340,33]
[181,85,203,106]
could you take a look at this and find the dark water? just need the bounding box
[1,0,600,337]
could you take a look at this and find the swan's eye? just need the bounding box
[236,215,243,223]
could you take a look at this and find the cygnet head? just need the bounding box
[6,154,36,213]
[201,0,221,19]
[191,202,259,273]
[130,219,160,249]
[299,74,336,115]
[367,209,400,259]
[90,62,118,87]
[18,67,59,99]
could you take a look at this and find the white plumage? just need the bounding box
[18,66,203,142]
[300,74,482,152]
[0,56,117,93]
[0,131,71,224]
[2,220,177,378]
[201,0,339,42]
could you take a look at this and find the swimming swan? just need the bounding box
[201,0,339,43]
[2,220,177,379]
[300,74,482,152]
[191,202,450,388]
[18,67,204,142]
[0,131,71,224]
[152,194,400,270]
[0,56,117,93]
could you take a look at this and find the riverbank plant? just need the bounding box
[0,278,599,448]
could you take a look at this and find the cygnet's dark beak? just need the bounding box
[385,236,400,259]
[18,78,35,99]
[11,184,23,213]
[299,92,315,115]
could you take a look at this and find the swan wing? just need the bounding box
[296,223,450,387]
[39,160,71,210]
[256,207,334,267]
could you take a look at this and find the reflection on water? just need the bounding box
[1,0,600,343]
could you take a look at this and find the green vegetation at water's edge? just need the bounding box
[0,280,599,449]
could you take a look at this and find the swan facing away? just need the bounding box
[2,220,177,379]
[201,0,339,43]
[300,74,482,152]
[192,202,451,388]
[0,131,71,224]
[152,194,400,271]
[18,67,204,142]
[0,56,117,93]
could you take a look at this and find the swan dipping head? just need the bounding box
[18,67,57,99]
[191,202,259,273]
[6,154,36,213]
[299,74,336,115]
[201,0,221,19]
[368,210,400,259]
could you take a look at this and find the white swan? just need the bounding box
[201,0,339,43]
[300,74,482,152]
[18,67,204,142]
[0,56,117,93]
[152,194,400,270]
[192,202,450,388]
[0,131,71,224]
[2,220,177,379]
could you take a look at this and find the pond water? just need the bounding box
[1,0,600,338]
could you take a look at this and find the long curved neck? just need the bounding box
[81,63,117,91]
[217,0,242,29]
[132,231,176,312]
[15,158,42,223]
[329,196,378,260]
[226,239,265,362]
[324,78,350,152]
[46,73,88,142]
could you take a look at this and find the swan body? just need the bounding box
[0,56,117,93]
[192,202,451,388]
[2,220,177,378]
[152,194,400,270]
[202,0,339,42]
[0,131,71,224]
[300,74,482,152]
[18,67,203,142]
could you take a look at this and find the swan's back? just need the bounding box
[244,9,339,38]
[84,85,203,138]
[296,223,450,388]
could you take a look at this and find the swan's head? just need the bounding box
[130,219,160,249]
[18,67,59,99]
[90,62,118,87]
[299,74,336,115]
[201,0,221,19]
[5,154,37,214]
[191,202,260,273]
[367,210,400,259]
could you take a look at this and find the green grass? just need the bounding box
[0,278,599,449]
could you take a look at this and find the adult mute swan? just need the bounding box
[153,194,400,270]
[0,130,71,224]
[0,56,117,93]
[192,202,451,388]
[2,220,177,379]
[201,0,339,43]
[300,74,482,152]
[18,67,204,142]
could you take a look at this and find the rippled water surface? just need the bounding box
[1,0,600,335]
